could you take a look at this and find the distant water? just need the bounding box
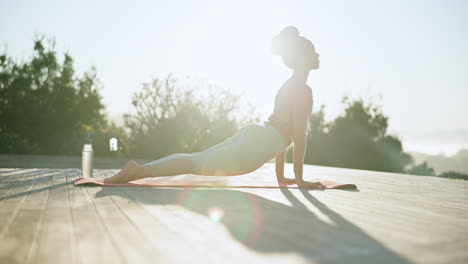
[403,141,468,156]
[407,145,468,175]
[397,129,468,156]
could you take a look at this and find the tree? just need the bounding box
[406,161,436,176]
[287,97,413,173]
[123,75,259,159]
[0,36,108,155]
[438,171,468,180]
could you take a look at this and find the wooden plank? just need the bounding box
[65,169,124,264]
[255,164,468,211]
[304,164,468,191]
[0,169,42,232]
[256,178,468,264]
[160,188,300,264]
[0,171,23,198]
[0,170,52,264]
[291,190,467,249]
[95,166,468,264]
[104,169,276,264]
[314,190,468,228]
[97,172,204,263]
[222,187,407,263]
[0,164,467,264]
[0,169,35,197]
[0,169,30,183]
[133,184,411,263]
[34,169,78,264]
[118,185,259,264]
[84,170,164,263]
[307,192,468,263]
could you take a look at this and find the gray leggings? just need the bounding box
[147,123,286,176]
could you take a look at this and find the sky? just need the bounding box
[1,0,468,155]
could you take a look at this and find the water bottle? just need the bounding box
[82,144,94,178]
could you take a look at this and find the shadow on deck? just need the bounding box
[94,184,410,263]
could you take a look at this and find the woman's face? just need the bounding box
[282,44,320,71]
[309,45,320,70]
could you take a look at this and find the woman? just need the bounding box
[104,26,322,188]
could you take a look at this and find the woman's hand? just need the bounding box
[296,180,326,189]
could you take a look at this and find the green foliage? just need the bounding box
[438,171,468,180]
[406,162,468,180]
[0,36,112,155]
[123,75,259,159]
[406,161,436,176]
[287,98,413,173]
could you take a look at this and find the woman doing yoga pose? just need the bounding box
[104,26,322,187]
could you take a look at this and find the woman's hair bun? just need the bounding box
[271,26,300,56]
[271,26,317,70]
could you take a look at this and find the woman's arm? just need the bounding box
[292,111,308,182]
[275,151,285,178]
[275,150,295,184]
[292,87,323,187]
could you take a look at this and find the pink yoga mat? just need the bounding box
[73,177,357,189]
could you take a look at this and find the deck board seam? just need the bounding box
[0,169,30,199]
[64,169,82,264]
[97,170,172,260]
[79,168,128,263]
[108,170,223,264]
[0,170,42,237]
[107,169,209,250]
[28,171,53,264]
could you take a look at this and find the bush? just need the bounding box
[123,75,259,160]
[287,97,413,173]
[438,171,468,180]
[0,36,107,155]
[406,161,436,176]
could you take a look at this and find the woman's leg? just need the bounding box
[104,153,199,183]
[192,124,284,176]
[104,125,254,183]
[145,153,198,177]
[104,123,283,183]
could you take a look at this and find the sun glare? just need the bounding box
[177,6,285,119]
[208,207,225,223]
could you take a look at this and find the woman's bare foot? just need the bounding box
[104,161,141,183]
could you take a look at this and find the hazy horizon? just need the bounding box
[2,0,467,155]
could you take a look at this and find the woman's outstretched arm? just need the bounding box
[292,113,307,182]
[292,88,323,188]
[275,150,295,184]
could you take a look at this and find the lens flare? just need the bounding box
[208,207,224,222]
[175,189,263,246]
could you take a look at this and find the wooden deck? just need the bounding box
[0,164,467,264]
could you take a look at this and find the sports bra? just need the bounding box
[264,83,313,149]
